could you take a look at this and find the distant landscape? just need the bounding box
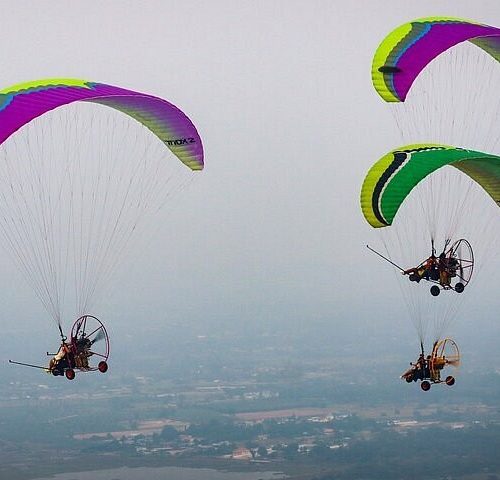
[1,321,499,480]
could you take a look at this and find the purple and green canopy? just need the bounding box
[0,78,204,170]
[360,144,500,228]
[372,17,500,102]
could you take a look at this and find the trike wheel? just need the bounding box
[430,285,440,296]
[98,361,108,373]
[421,381,431,391]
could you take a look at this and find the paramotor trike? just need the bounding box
[401,338,460,391]
[9,315,109,380]
[403,239,474,296]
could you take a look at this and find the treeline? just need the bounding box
[185,417,328,443]
[295,423,500,480]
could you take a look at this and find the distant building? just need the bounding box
[232,446,253,460]
[298,443,316,453]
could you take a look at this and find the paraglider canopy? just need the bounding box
[360,144,500,228]
[0,78,204,170]
[372,17,500,102]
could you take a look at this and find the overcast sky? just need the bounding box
[0,1,499,365]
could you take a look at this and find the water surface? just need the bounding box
[33,465,286,480]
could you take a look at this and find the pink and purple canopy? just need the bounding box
[372,17,500,102]
[0,78,204,170]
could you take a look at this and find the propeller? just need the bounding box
[90,328,105,345]
[456,242,464,278]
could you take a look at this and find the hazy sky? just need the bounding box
[1,1,499,365]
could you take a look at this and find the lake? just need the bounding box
[33,466,287,480]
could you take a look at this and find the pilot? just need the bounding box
[48,342,71,375]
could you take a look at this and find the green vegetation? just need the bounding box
[1,324,500,479]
